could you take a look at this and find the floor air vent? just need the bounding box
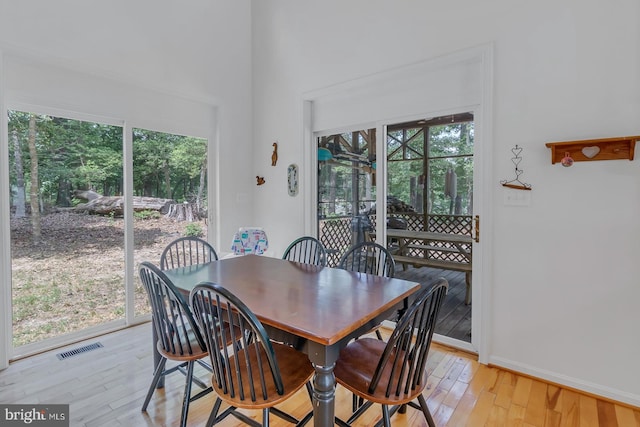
[56,342,104,360]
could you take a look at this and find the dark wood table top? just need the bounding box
[164,254,421,346]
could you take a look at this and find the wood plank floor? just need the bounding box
[394,266,471,342]
[1,323,637,426]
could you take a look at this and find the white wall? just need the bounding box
[251,0,640,405]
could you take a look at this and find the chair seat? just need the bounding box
[334,338,428,405]
[157,336,209,362]
[213,341,314,410]
[157,319,243,363]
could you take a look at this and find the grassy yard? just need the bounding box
[10,210,206,347]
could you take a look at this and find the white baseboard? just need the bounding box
[381,322,639,407]
[489,355,640,408]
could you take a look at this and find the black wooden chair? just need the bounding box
[282,236,328,266]
[190,282,314,427]
[333,279,449,427]
[339,241,396,341]
[139,261,216,427]
[160,236,218,270]
[338,241,396,279]
[339,241,400,412]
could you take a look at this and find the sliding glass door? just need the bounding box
[132,128,209,318]
[8,110,126,355]
[6,111,211,357]
[314,114,476,347]
[386,114,475,344]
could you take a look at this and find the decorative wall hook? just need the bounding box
[500,145,532,190]
[256,176,265,185]
[561,152,574,167]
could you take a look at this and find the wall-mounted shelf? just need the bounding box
[545,136,640,164]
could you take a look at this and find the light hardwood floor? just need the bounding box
[394,268,471,342]
[0,323,637,427]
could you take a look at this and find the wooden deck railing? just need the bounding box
[319,213,472,267]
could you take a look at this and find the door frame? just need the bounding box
[302,43,493,362]
[0,51,9,369]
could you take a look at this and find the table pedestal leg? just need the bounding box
[312,363,335,427]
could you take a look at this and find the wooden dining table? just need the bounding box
[163,254,421,427]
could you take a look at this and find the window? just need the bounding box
[387,113,474,216]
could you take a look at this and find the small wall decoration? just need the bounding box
[256,176,265,186]
[500,145,532,190]
[271,142,278,166]
[561,152,574,167]
[287,163,299,196]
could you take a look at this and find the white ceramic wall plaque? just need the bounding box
[287,163,298,196]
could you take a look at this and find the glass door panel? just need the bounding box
[8,110,125,352]
[132,128,208,318]
[317,129,376,266]
[386,114,474,343]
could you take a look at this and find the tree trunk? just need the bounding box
[163,160,171,199]
[12,129,26,218]
[72,189,101,201]
[28,114,41,242]
[142,179,154,197]
[74,192,175,216]
[196,154,206,212]
[56,178,72,207]
[165,202,199,222]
